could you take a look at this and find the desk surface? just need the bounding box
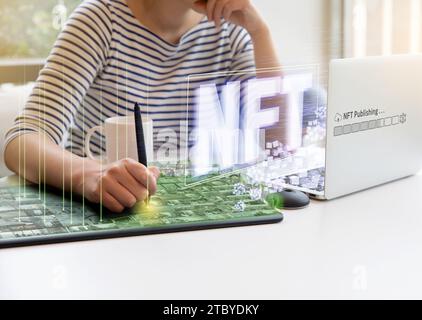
[1,173,422,299]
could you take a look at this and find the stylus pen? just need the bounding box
[134,103,150,205]
[134,103,147,167]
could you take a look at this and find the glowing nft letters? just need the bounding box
[281,73,313,149]
[192,81,241,175]
[243,78,281,163]
[191,77,282,175]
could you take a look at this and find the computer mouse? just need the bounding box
[266,190,310,211]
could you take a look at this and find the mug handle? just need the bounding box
[85,126,106,162]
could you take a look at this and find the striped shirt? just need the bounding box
[5,0,256,157]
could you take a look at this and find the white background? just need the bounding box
[255,0,330,67]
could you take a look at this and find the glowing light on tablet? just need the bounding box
[133,200,159,219]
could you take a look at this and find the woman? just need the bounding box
[4,0,280,212]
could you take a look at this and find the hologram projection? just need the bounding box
[179,66,326,194]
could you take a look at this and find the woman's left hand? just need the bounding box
[192,0,268,37]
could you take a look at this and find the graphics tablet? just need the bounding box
[0,173,283,249]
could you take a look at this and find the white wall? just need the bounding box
[254,0,331,80]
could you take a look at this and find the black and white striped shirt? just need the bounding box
[5,0,255,156]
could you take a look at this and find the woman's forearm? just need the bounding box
[4,133,160,213]
[250,25,282,73]
[4,133,99,194]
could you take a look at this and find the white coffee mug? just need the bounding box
[85,116,154,164]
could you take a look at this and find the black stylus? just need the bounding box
[134,102,148,167]
[134,103,151,206]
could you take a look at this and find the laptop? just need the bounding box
[282,54,422,200]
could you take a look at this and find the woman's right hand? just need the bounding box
[75,158,160,213]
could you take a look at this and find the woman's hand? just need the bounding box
[75,158,160,213]
[192,0,267,37]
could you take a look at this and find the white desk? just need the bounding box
[1,173,422,300]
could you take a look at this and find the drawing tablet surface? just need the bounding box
[0,173,283,248]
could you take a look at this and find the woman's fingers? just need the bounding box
[213,0,229,28]
[148,166,161,180]
[103,175,138,208]
[113,166,149,202]
[223,3,234,22]
[192,0,207,14]
[207,0,218,23]
[194,0,243,27]
[101,192,125,213]
[123,159,158,195]
[91,159,161,213]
